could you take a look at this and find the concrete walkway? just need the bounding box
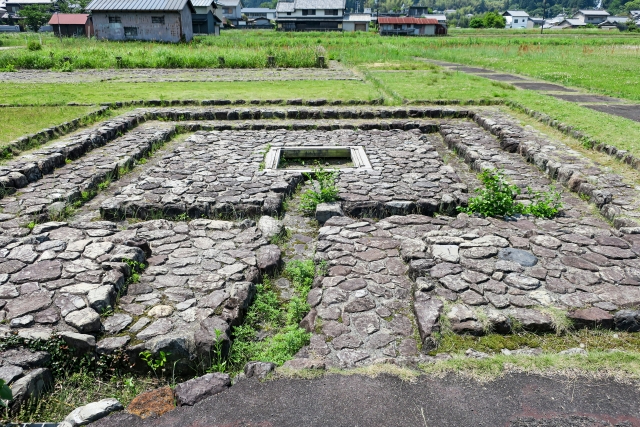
[93,373,640,427]
[423,59,640,123]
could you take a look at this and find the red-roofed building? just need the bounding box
[48,13,93,37]
[378,16,446,35]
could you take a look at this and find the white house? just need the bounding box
[502,10,532,29]
[342,12,369,31]
[242,7,276,19]
[572,9,610,24]
[275,0,346,31]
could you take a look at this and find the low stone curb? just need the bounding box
[506,100,640,172]
[469,110,640,230]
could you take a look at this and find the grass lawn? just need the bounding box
[416,43,640,101]
[0,80,381,106]
[0,105,99,145]
[372,65,640,157]
[369,69,516,101]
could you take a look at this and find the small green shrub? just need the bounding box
[525,186,563,219]
[27,40,42,51]
[459,169,523,217]
[460,169,563,219]
[299,165,339,214]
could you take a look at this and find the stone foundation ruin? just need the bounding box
[2,105,640,404]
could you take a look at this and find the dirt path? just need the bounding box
[92,372,640,427]
[419,59,640,123]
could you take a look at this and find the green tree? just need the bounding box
[484,11,506,28]
[627,19,640,32]
[18,4,52,32]
[625,0,640,12]
[469,15,485,27]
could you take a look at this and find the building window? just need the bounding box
[302,9,316,15]
[109,16,121,23]
[324,9,338,15]
[514,19,518,23]
[225,7,233,14]
[151,16,164,24]
[124,27,138,36]
[286,12,291,15]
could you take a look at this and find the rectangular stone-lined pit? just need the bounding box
[264,146,372,172]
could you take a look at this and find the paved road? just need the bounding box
[93,373,640,427]
[423,59,640,123]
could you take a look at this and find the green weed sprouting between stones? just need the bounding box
[0,380,11,406]
[139,350,169,379]
[459,169,563,219]
[217,259,322,373]
[299,165,339,214]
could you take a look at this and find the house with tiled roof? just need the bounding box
[86,0,196,42]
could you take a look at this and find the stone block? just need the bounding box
[174,372,230,406]
[315,202,344,224]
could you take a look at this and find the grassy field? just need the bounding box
[0,80,380,105]
[2,31,640,100]
[2,30,640,156]
[371,66,640,156]
[0,105,99,145]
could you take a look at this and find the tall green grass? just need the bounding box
[0,36,325,69]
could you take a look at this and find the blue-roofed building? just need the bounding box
[86,0,196,42]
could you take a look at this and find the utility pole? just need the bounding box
[540,0,546,34]
[54,1,62,42]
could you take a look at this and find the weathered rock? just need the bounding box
[257,216,284,240]
[174,372,231,406]
[429,262,462,279]
[244,361,276,380]
[503,273,540,291]
[559,347,587,356]
[0,348,50,368]
[256,244,281,273]
[5,290,52,320]
[9,368,53,406]
[88,285,116,313]
[103,313,133,334]
[497,248,537,267]
[613,310,640,332]
[439,274,469,292]
[127,387,175,419]
[60,398,124,427]
[0,365,23,384]
[136,318,173,340]
[59,331,97,351]
[414,298,443,350]
[430,245,459,263]
[561,256,599,272]
[280,358,325,370]
[568,307,613,329]
[510,308,553,332]
[65,307,101,333]
[10,260,62,284]
[148,305,174,318]
[316,202,344,224]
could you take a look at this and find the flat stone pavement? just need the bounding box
[421,59,640,124]
[93,373,640,427]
